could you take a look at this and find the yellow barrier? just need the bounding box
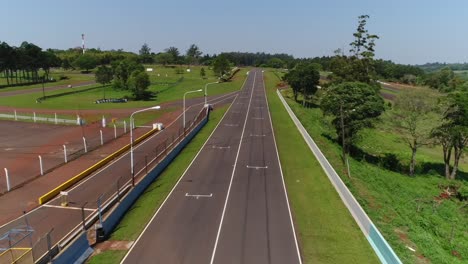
[38,128,158,204]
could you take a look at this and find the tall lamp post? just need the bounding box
[204,81,219,106]
[183,89,203,128]
[130,105,161,184]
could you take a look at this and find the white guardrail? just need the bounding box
[276,89,402,264]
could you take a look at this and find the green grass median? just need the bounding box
[263,71,379,264]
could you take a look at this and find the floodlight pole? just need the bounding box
[130,106,161,181]
[183,89,203,129]
[204,81,219,106]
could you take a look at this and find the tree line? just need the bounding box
[0,41,60,86]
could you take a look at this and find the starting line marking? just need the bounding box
[252,117,264,120]
[43,204,95,211]
[224,124,239,127]
[212,145,231,149]
[185,193,213,199]
[246,165,268,170]
[250,134,266,137]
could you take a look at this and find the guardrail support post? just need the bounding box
[14,110,17,121]
[114,124,117,139]
[55,113,57,124]
[81,202,88,231]
[39,155,43,175]
[124,120,127,134]
[83,137,87,153]
[4,168,10,192]
[100,130,103,146]
[63,145,67,163]
[33,112,36,122]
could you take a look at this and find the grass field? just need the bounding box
[86,104,230,263]
[274,74,468,263]
[264,71,379,263]
[0,66,246,110]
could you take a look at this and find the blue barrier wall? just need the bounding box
[369,224,401,264]
[102,116,208,234]
[52,232,92,264]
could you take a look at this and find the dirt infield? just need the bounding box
[0,120,123,193]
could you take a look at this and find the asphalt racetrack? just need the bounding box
[121,69,301,264]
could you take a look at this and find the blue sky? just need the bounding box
[2,0,467,64]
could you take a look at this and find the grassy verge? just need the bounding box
[86,104,229,263]
[274,77,468,263]
[263,71,379,263]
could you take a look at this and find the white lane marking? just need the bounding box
[250,134,266,137]
[261,71,303,264]
[185,193,213,199]
[43,204,95,212]
[210,72,257,264]
[246,165,268,170]
[254,106,264,109]
[224,124,238,127]
[212,146,231,149]
[121,73,251,264]
[252,117,264,120]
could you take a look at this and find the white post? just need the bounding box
[55,113,57,124]
[33,112,36,122]
[14,110,17,121]
[114,124,117,139]
[100,130,103,146]
[38,155,43,175]
[83,137,87,153]
[63,145,68,163]
[124,120,127,134]
[4,168,10,192]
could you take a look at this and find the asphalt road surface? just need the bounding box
[121,69,301,264]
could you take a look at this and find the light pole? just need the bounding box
[204,81,219,106]
[183,89,203,128]
[130,105,161,182]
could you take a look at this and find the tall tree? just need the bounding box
[212,55,231,77]
[73,54,98,72]
[321,82,385,162]
[128,71,151,100]
[392,89,440,176]
[331,15,379,85]
[186,44,202,66]
[111,58,144,90]
[95,65,113,98]
[283,62,320,104]
[155,52,173,66]
[200,67,206,79]
[165,47,180,64]
[139,43,153,64]
[432,92,468,180]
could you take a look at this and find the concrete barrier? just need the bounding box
[276,90,402,264]
[50,232,92,264]
[102,115,208,235]
[38,128,159,204]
